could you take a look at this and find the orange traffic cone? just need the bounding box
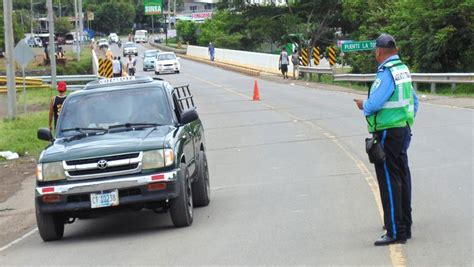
[253,80,261,101]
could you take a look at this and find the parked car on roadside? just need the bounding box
[35,76,210,241]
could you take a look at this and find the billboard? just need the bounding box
[144,0,163,15]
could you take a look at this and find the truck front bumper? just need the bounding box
[36,170,179,214]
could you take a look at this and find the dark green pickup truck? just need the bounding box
[35,76,210,241]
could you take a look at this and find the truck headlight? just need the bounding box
[142,149,174,169]
[37,162,65,181]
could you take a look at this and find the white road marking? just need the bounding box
[0,227,38,253]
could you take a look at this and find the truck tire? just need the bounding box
[170,163,193,227]
[192,151,210,207]
[36,205,65,241]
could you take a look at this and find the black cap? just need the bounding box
[375,34,396,48]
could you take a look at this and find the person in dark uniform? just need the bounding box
[49,81,68,131]
[354,34,419,246]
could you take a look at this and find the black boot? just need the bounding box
[374,235,407,246]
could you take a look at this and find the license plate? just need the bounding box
[90,190,119,209]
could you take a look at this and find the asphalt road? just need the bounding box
[0,42,472,266]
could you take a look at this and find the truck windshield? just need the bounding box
[57,87,173,137]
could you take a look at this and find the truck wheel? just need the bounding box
[170,163,193,227]
[36,205,65,241]
[192,151,210,207]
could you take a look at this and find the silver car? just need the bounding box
[123,42,138,56]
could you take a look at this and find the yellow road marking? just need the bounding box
[185,73,406,266]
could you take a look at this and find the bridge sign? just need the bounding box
[342,40,376,52]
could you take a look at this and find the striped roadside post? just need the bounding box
[98,58,113,78]
[301,48,309,66]
[328,46,336,67]
[312,47,320,65]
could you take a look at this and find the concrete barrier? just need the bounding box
[187,45,286,74]
[92,50,99,76]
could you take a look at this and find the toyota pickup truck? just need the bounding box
[35,76,210,241]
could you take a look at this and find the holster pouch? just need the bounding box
[365,133,386,164]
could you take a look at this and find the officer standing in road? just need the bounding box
[48,81,68,131]
[353,34,419,246]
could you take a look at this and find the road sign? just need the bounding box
[14,40,35,68]
[87,12,94,21]
[342,41,376,52]
[144,0,163,15]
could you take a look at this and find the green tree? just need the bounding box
[388,0,474,72]
[55,17,74,35]
[92,2,135,34]
[176,20,197,44]
[197,11,244,49]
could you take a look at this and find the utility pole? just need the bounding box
[167,0,171,30]
[4,0,16,119]
[74,0,79,60]
[30,0,34,35]
[78,0,83,54]
[173,0,176,18]
[47,0,57,90]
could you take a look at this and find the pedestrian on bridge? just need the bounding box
[291,49,300,79]
[208,42,215,61]
[113,57,122,78]
[353,34,419,246]
[48,81,67,131]
[279,48,289,79]
[127,54,137,76]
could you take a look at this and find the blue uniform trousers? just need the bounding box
[374,126,412,240]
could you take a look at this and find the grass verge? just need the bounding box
[0,111,49,157]
[57,49,93,75]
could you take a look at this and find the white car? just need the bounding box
[97,38,109,49]
[109,33,119,43]
[154,52,180,75]
[123,42,138,56]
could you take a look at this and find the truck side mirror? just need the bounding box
[37,128,53,142]
[180,109,199,124]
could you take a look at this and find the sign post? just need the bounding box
[14,41,35,113]
[144,0,163,42]
[341,40,376,52]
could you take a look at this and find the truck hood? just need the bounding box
[39,126,176,163]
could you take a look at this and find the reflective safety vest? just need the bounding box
[366,59,415,133]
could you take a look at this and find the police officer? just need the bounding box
[354,34,419,246]
[49,81,68,131]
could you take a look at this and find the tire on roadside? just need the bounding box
[169,163,193,227]
[35,205,65,241]
[192,151,210,207]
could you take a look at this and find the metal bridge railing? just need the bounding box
[299,67,474,93]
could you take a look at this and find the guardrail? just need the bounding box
[39,75,98,83]
[299,67,474,93]
[298,66,333,82]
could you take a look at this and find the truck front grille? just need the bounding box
[63,152,142,180]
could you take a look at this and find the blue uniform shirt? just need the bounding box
[363,55,419,116]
